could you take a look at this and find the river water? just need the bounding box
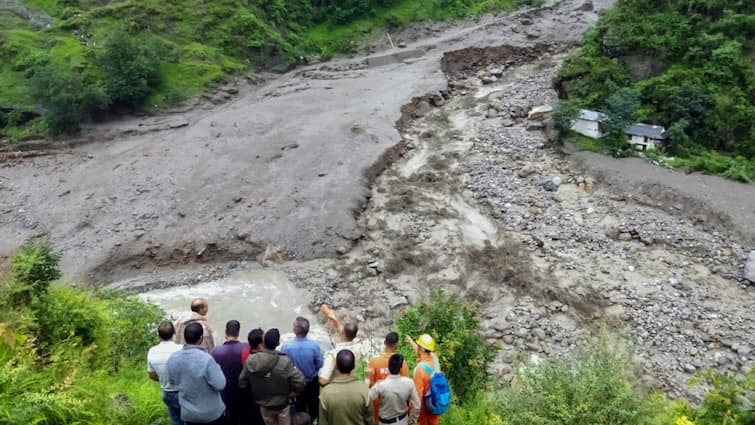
[140,267,334,349]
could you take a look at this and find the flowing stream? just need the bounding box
[140,267,333,349]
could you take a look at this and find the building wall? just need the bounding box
[571,119,603,139]
[628,135,660,151]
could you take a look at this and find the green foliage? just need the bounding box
[0,246,165,425]
[602,87,640,155]
[496,339,658,425]
[556,0,755,182]
[688,369,755,425]
[551,99,580,139]
[10,240,62,299]
[28,65,108,134]
[98,31,161,108]
[395,291,495,402]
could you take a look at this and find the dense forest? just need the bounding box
[0,0,518,138]
[555,0,755,182]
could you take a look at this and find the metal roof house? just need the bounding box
[571,109,608,139]
[626,123,668,151]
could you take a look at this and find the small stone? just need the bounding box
[503,335,514,344]
[336,245,349,255]
[366,218,379,231]
[744,250,755,283]
[502,119,514,127]
[518,163,537,178]
[683,363,697,373]
[489,68,503,77]
[526,122,545,131]
[551,176,562,187]
[543,181,558,192]
[525,342,543,352]
[618,232,633,241]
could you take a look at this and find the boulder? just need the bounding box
[574,0,594,11]
[526,122,545,132]
[528,105,553,121]
[745,250,755,283]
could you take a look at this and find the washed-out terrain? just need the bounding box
[2,0,754,400]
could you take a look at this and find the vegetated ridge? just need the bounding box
[0,0,525,139]
[554,0,755,182]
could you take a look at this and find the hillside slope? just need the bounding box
[554,0,755,181]
[0,0,519,138]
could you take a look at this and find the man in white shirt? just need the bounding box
[147,320,184,425]
[369,354,420,425]
[319,304,363,386]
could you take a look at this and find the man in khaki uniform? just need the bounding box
[319,350,373,425]
[369,354,420,425]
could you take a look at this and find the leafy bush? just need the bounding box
[395,291,495,402]
[0,245,165,424]
[98,31,161,108]
[496,339,659,425]
[687,369,755,425]
[10,240,61,299]
[28,66,108,134]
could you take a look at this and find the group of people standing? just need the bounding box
[146,298,445,425]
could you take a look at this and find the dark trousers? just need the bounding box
[162,390,183,425]
[186,412,229,425]
[294,379,320,422]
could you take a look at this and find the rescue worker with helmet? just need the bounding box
[405,334,441,425]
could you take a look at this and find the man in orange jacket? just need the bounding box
[407,334,440,425]
[367,332,409,424]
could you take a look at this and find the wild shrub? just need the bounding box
[98,31,161,108]
[495,339,658,425]
[29,66,109,135]
[9,240,62,300]
[395,291,495,402]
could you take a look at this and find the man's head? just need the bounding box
[343,320,358,342]
[264,328,280,350]
[293,316,310,337]
[225,320,241,339]
[388,354,404,375]
[336,349,355,375]
[184,322,204,346]
[248,328,264,351]
[157,320,175,341]
[190,298,208,316]
[384,331,399,351]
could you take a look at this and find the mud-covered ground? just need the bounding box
[283,49,755,399]
[2,0,754,400]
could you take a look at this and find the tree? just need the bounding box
[552,99,581,140]
[602,88,641,155]
[29,66,108,135]
[98,31,161,108]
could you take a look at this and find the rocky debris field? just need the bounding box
[283,45,755,399]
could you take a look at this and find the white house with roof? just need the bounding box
[626,123,668,151]
[571,109,607,139]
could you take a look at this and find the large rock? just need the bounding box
[527,105,553,121]
[574,0,594,11]
[745,250,755,283]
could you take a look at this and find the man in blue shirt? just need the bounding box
[281,316,323,422]
[212,320,249,425]
[167,322,228,425]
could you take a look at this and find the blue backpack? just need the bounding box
[417,357,452,415]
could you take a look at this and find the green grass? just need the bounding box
[306,0,516,55]
[567,133,603,152]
